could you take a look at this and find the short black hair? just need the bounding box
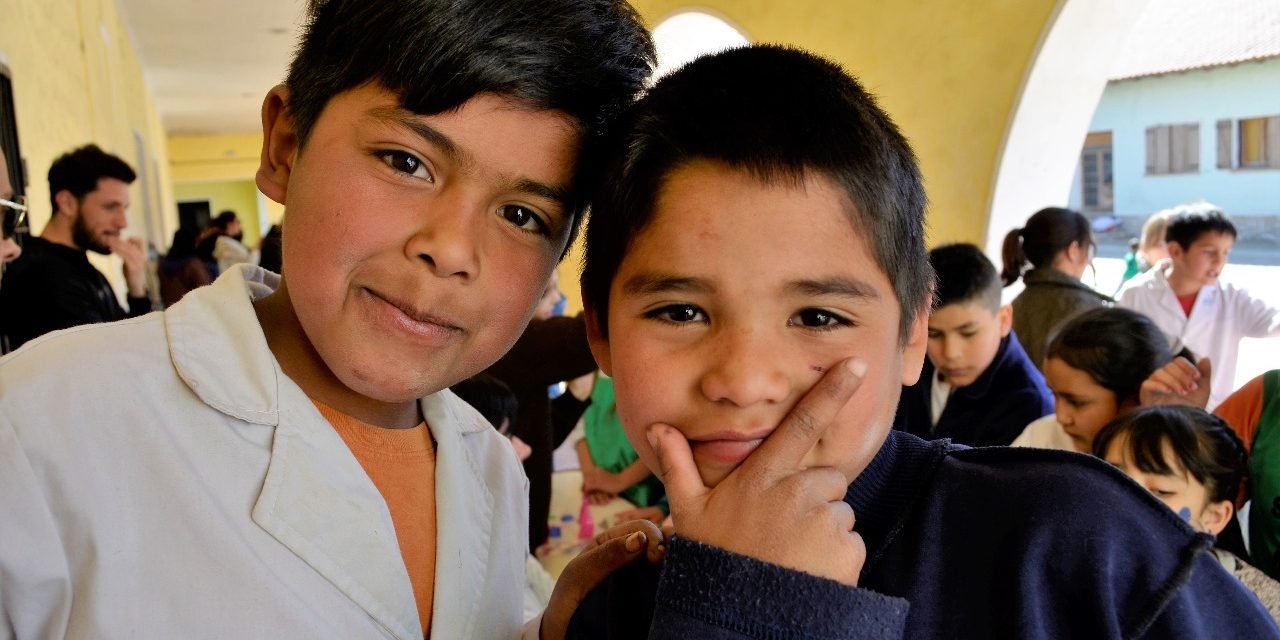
[581,45,932,342]
[47,144,136,212]
[1093,405,1247,505]
[930,243,1000,311]
[1164,201,1236,249]
[1000,207,1093,286]
[1046,307,1172,404]
[450,373,518,434]
[284,0,655,234]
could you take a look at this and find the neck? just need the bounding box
[1164,264,1202,297]
[41,218,79,250]
[254,280,421,429]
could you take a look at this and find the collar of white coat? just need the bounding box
[163,264,496,640]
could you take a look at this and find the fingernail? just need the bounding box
[845,358,868,378]
[625,531,646,553]
[646,425,662,451]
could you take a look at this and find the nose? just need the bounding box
[404,193,482,279]
[698,326,791,408]
[942,335,963,362]
[1054,397,1072,425]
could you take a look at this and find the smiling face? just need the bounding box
[926,302,1010,388]
[1168,231,1233,289]
[587,160,927,487]
[1044,356,1121,452]
[257,85,580,423]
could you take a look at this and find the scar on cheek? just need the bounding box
[811,365,826,373]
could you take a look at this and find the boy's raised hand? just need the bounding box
[540,519,666,640]
[1141,356,1212,409]
[650,358,868,587]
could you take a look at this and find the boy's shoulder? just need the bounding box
[981,332,1045,393]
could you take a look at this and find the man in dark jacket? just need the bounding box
[0,145,151,350]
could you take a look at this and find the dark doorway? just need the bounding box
[177,199,212,232]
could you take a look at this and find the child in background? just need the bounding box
[1094,405,1280,624]
[567,44,1277,638]
[576,373,668,523]
[1013,307,1173,452]
[450,373,532,462]
[1143,358,1280,582]
[894,243,1052,446]
[1118,202,1280,409]
[1001,206,1112,372]
[1138,208,1173,272]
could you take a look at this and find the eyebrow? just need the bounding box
[621,273,713,296]
[790,277,880,301]
[367,106,571,207]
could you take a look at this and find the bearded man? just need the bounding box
[0,144,151,350]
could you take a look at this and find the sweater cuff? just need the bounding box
[656,536,908,639]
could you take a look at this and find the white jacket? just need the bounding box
[0,266,530,639]
[1118,266,1280,409]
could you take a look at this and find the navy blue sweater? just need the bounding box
[568,431,1280,639]
[894,332,1052,447]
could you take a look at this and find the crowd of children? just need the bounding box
[3,1,1280,638]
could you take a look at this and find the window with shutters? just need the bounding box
[1079,131,1113,212]
[1239,115,1280,169]
[1145,123,1199,175]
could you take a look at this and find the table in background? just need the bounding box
[536,469,635,579]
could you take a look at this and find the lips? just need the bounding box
[363,287,463,341]
[688,429,770,465]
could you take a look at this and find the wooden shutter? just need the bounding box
[1217,119,1233,169]
[1185,123,1199,172]
[1268,115,1280,168]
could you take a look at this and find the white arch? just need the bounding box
[652,10,751,80]
[984,0,1151,255]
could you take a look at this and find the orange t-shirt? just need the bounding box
[313,400,437,635]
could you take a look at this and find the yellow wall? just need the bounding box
[0,0,176,290]
[168,132,285,228]
[172,180,264,248]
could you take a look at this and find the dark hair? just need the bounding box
[1093,405,1247,505]
[930,243,1000,311]
[166,227,202,260]
[1164,201,1236,249]
[1000,207,1092,286]
[1046,307,1172,404]
[47,144,136,212]
[450,373,518,434]
[210,210,238,231]
[284,0,655,233]
[581,45,932,342]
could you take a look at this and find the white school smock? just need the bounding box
[1118,265,1280,410]
[0,265,530,639]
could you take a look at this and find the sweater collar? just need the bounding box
[846,430,954,571]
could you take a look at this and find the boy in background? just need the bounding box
[0,1,654,637]
[568,45,1278,638]
[894,243,1052,446]
[1119,202,1280,409]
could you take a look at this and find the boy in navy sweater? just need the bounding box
[894,243,1052,446]
[567,45,1280,639]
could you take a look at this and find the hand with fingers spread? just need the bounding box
[539,519,665,640]
[1141,356,1212,409]
[650,357,869,587]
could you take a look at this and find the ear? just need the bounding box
[1199,499,1234,537]
[997,304,1013,337]
[1166,241,1186,262]
[257,84,298,206]
[53,190,78,219]
[584,305,612,376]
[900,304,930,386]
